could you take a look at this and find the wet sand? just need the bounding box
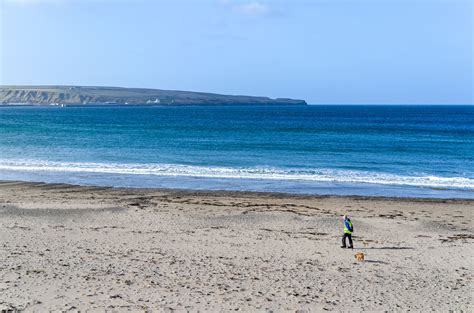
[0,181,472,311]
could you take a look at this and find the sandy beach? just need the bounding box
[0,180,472,312]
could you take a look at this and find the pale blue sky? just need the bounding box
[0,0,472,104]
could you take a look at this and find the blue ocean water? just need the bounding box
[0,105,473,198]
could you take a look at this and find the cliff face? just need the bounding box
[0,86,307,106]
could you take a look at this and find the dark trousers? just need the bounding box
[342,233,353,248]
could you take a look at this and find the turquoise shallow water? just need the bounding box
[0,105,473,198]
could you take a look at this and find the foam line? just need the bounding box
[0,159,473,189]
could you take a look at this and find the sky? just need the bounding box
[0,0,472,104]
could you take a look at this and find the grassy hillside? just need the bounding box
[0,86,306,106]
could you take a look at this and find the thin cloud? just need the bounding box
[233,2,270,16]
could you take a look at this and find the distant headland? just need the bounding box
[0,85,307,106]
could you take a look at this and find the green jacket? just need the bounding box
[344,219,353,234]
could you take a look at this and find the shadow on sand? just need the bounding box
[359,247,414,250]
[364,260,388,264]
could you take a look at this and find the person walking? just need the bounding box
[341,215,354,249]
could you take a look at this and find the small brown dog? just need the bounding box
[354,252,365,261]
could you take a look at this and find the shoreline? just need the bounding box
[1,179,473,311]
[2,179,473,203]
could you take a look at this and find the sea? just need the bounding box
[0,105,473,199]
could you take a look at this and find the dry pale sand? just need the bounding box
[0,181,473,312]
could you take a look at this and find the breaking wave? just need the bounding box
[0,159,473,190]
